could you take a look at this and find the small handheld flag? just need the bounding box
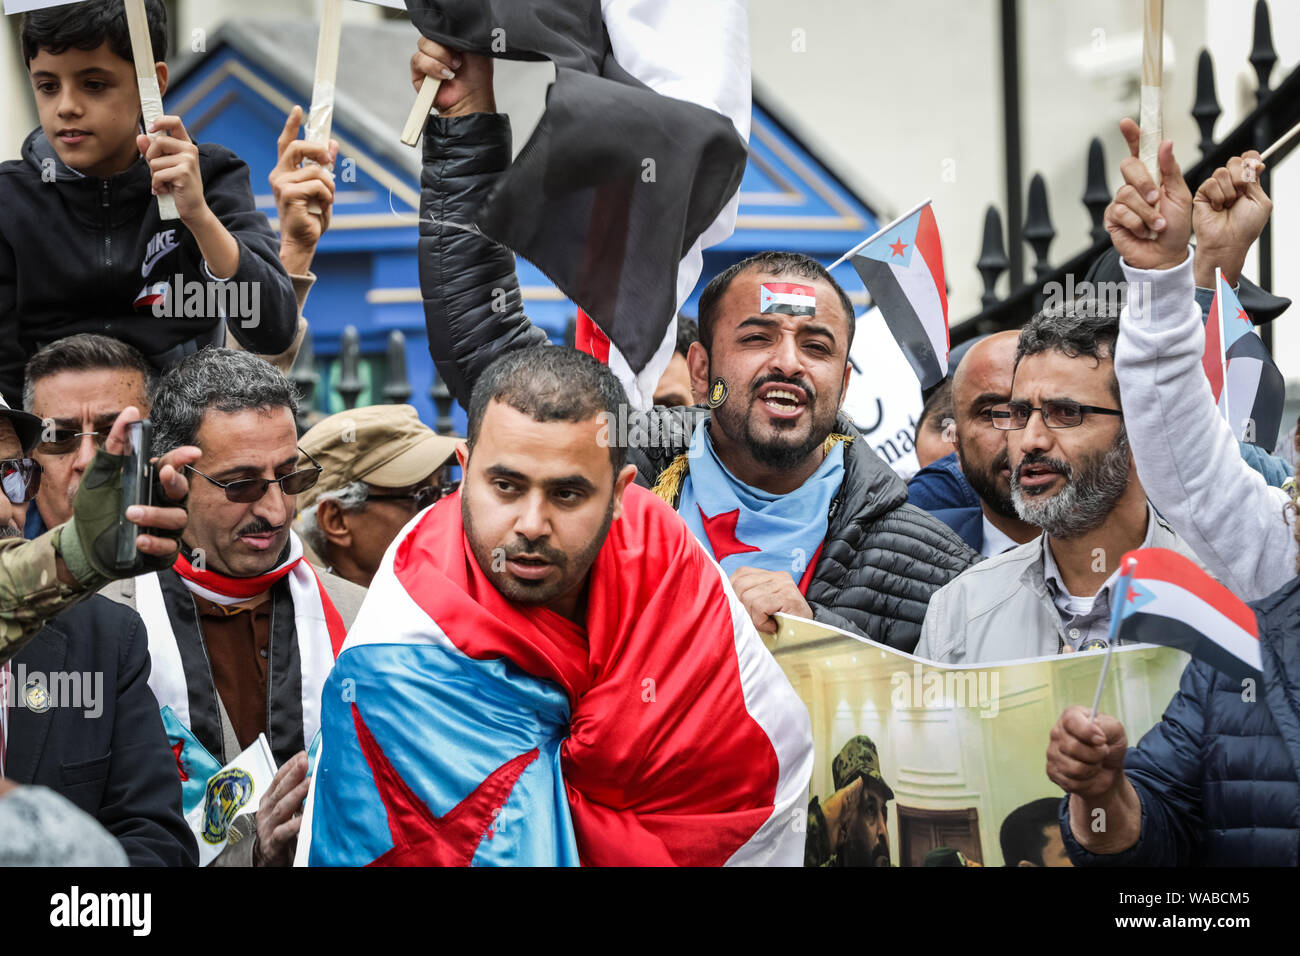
[1202,269,1285,448]
[834,200,949,390]
[1111,547,1262,684]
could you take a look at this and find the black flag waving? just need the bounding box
[406,0,749,402]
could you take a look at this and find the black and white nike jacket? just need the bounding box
[0,127,297,405]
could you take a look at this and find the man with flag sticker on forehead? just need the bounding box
[99,348,366,866]
[410,42,974,653]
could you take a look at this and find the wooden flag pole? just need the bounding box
[123,0,178,220]
[1260,117,1300,163]
[1139,0,1165,187]
[401,77,442,147]
[304,0,344,214]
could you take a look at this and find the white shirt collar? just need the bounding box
[980,515,1021,558]
[1041,502,1157,604]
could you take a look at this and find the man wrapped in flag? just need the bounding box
[1046,547,1300,866]
[298,347,813,866]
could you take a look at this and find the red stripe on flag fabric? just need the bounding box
[915,205,949,351]
[308,562,349,659]
[1203,297,1224,400]
[798,541,824,595]
[1123,547,1259,637]
[575,309,611,365]
[390,486,782,866]
[762,282,816,297]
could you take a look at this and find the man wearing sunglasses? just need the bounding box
[2,395,202,865]
[100,348,366,866]
[0,395,196,661]
[22,334,156,542]
[914,310,1199,665]
[295,405,459,588]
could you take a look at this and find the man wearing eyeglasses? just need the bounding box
[913,310,1199,665]
[1,393,201,865]
[99,348,366,866]
[295,405,459,588]
[22,334,156,542]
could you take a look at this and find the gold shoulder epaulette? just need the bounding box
[652,453,691,505]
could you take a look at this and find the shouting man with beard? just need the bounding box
[914,310,1199,665]
[410,40,974,652]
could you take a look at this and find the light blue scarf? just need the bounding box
[677,420,845,591]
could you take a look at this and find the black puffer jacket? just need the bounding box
[0,128,297,406]
[418,112,978,651]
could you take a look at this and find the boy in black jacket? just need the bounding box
[0,0,297,406]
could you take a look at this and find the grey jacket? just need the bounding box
[914,505,1200,665]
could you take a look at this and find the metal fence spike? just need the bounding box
[1083,138,1110,246]
[336,325,363,411]
[383,329,412,405]
[977,206,1008,310]
[1192,48,1221,155]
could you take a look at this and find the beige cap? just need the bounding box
[296,405,459,513]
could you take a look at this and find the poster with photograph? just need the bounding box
[769,614,1189,867]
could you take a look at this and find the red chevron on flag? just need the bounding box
[1117,547,1262,683]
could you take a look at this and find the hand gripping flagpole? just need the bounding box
[1138,0,1165,187]
[1090,554,1138,722]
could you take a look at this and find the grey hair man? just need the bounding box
[101,347,365,867]
[913,309,1199,665]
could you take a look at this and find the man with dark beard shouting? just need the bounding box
[411,40,974,652]
[914,310,1200,665]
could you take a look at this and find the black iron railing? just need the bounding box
[958,0,1299,351]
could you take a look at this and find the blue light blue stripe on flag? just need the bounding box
[308,642,580,867]
[852,208,921,268]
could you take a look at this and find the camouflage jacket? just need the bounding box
[0,528,103,667]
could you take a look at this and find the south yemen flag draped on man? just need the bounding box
[843,200,949,390]
[296,485,813,866]
[406,0,749,408]
[1113,547,1262,683]
[1201,269,1285,449]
